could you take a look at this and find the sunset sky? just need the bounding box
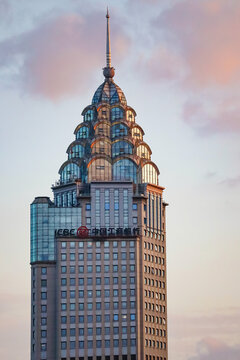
[0,0,240,359]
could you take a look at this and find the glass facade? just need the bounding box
[113,159,137,182]
[30,202,81,262]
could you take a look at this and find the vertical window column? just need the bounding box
[95,189,100,227]
[114,189,119,227]
[123,189,128,228]
[105,190,110,228]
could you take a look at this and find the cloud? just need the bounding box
[183,98,240,135]
[168,308,240,360]
[0,11,130,99]
[157,0,240,88]
[146,0,240,135]
[220,174,240,187]
[188,338,240,360]
[0,0,10,19]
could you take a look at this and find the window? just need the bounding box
[104,277,110,285]
[41,279,47,287]
[96,340,102,348]
[70,303,75,311]
[132,203,137,210]
[96,315,102,322]
[41,317,47,325]
[105,314,110,322]
[41,305,47,313]
[113,301,119,309]
[70,266,75,274]
[61,278,67,286]
[113,339,119,347]
[79,278,84,286]
[121,252,127,260]
[79,303,84,310]
[70,253,75,261]
[61,291,67,299]
[105,327,110,335]
[70,316,75,324]
[96,327,102,335]
[104,290,110,297]
[79,266,84,273]
[61,266,66,274]
[113,289,118,297]
[87,253,93,261]
[79,253,84,261]
[41,267,47,275]
[96,265,101,273]
[105,340,110,348]
[86,203,91,211]
[113,314,119,321]
[61,316,67,324]
[61,328,67,337]
[70,278,75,286]
[41,330,47,338]
[41,343,47,351]
[41,292,47,300]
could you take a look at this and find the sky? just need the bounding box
[0,0,240,359]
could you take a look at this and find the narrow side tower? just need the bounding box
[30,11,168,360]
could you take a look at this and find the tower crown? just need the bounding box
[55,12,160,188]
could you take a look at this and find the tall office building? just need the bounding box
[30,11,168,360]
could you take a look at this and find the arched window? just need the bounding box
[113,159,137,183]
[111,123,128,139]
[112,141,133,157]
[95,122,110,137]
[76,126,89,139]
[111,107,124,121]
[92,140,111,157]
[142,164,158,185]
[88,158,112,182]
[126,110,135,123]
[98,106,109,120]
[137,145,150,159]
[84,109,95,122]
[60,163,81,184]
[69,145,85,159]
[132,127,143,140]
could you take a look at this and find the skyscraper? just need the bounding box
[30,11,168,360]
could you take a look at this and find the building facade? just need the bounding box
[30,11,168,360]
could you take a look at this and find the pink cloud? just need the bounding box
[0,11,130,99]
[146,0,240,134]
[189,338,240,360]
[156,0,240,88]
[183,98,240,135]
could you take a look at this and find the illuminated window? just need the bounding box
[142,163,158,185]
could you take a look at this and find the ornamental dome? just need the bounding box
[92,80,127,106]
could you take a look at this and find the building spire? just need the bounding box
[103,8,115,80]
[106,7,111,68]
